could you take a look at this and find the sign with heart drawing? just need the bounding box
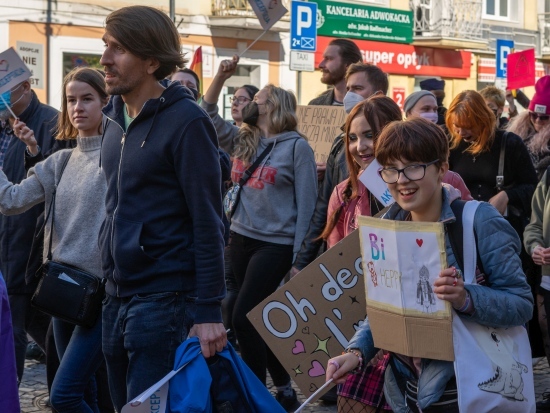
[358,216,454,361]
[248,230,366,399]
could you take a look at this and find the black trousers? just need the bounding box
[230,232,293,387]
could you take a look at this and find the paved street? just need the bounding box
[19,357,550,412]
[19,359,338,412]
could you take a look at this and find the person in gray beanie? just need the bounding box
[403,90,438,123]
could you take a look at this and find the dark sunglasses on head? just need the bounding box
[530,111,550,122]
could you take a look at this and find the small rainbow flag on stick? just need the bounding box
[190,46,203,96]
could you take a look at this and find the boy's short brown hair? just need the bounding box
[375,118,449,168]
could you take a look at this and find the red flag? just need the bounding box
[190,46,203,96]
[507,49,535,90]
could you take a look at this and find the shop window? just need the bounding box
[483,0,517,21]
[62,52,102,78]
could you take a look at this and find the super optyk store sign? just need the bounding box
[315,36,472,79]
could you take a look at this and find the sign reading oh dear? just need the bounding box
[291,1,317,52]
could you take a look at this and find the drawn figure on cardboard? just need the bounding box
[416,265,435,312]
[476,328,529,401]
[367,261,378,287]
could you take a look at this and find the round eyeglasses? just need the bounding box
[229,96,251,105]
[378,160,439,184]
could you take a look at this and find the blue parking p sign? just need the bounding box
[291,1,317,51]
[496,39,514,78]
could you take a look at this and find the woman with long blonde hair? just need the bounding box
[229,84,317,411]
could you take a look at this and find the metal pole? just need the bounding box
[297,71,302,104]
[45,0,52,104]
[170,0,175,21]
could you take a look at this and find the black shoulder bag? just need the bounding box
[223,143,274,221]
[31,151,106,328]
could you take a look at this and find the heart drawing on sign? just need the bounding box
[416,239,423,247]
[308,360,325,377]
[292,340,306,355]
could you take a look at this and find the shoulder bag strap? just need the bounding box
[449,200,485,276]
[46,150,73,261]
[238,143,274,187]
[462,201,481,285]
[496,132,508,191]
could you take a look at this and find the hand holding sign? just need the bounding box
[217,55,239,81]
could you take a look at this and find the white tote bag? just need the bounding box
[452,201,535,413]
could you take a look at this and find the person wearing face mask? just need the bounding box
[229,84,317,411]
[198,56,259,349]
[170,68,201,101]
[419,78,447,126]
[404,91,473,201]
[479,86,509,130]
[291,63,389,280]
[320,96,402,413]
[403,90,439,123]
[0,80,56,388]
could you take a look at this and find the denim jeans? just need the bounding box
[51,317,103,413]
[102,292,195,412]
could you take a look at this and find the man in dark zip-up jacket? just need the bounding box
[99,6,226,411]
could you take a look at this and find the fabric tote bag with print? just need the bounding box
[452,201,535,412]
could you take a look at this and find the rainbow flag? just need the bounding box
[190,46,203,96]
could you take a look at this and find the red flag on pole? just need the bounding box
[190,46,203,96]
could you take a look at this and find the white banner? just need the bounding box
[248,0,288,30]
[0,48,32,94]
[359,159,394,207]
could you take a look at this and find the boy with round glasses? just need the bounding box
[324,117,533,413]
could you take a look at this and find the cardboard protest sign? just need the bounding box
[0,48,32,95]
[248,230,366,398]
[248,0,288,31]
[296,105,346,163]
[358,216,454,361]
[507,49,535,90]
[359,160,394,206]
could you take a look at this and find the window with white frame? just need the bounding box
[483,0,518,20]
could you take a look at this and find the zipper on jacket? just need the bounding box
[110,131,127,297]
[104,114,125,297]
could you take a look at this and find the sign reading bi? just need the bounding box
[291,0,317,51]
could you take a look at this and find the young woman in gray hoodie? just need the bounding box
[0,67,108,413]
[230,84,317,411]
